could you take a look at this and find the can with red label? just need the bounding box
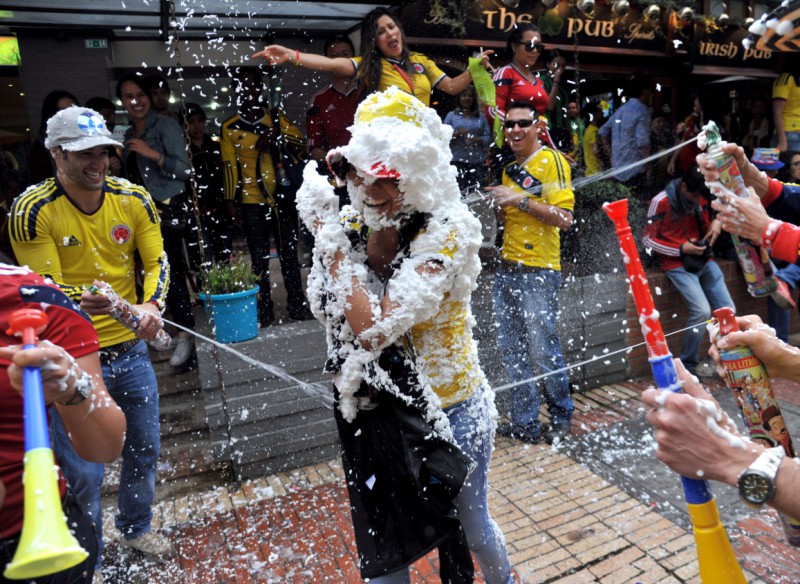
[714,307,800,545]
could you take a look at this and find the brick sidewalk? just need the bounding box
[99,380,800,583]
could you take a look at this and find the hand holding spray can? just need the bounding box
[702,121,777,297]
[87,282,172,351]
[713,307,800,545]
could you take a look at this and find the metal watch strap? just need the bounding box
[518,197,529,212]
[58,370,94,406]
[750,446,785,478]
[739,446,785,506]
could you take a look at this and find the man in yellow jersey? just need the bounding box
[220,67,312,327]
[486,100,575,445]
[10,106,175,565]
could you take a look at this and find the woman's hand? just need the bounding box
[253,44,293,65]
[125,138,161,164]
[475,49,494,72]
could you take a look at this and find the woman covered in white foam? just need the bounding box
[297,87,514,584]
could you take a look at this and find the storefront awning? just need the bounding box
[0,1,411,39]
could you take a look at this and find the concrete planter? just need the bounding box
[196,320,337,481]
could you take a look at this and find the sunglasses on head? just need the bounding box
[522,40,545,53]
[504,119,534,129]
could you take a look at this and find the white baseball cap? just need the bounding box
[45,105,123,151]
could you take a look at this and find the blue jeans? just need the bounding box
[51,340,161,563]
[666,262,735,369]
[373,389,513,584]
[493,268,574,434]
[768,262,800,342]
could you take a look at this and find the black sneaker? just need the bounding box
[258,310,275,328]
[288,305,314,321]
[496,421,517,438]
[497,422,543,444]
[516,427,544,445]
[544,424,570,445]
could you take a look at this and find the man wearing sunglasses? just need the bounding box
[486,101,575,445]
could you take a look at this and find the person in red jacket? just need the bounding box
[0,259,126,584]
[643,166,735,376]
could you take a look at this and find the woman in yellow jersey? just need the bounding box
[300,88,514,584]
[253,8,492,107]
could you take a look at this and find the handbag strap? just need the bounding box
[677,205,704,245]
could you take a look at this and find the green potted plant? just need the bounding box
[198,255,260,343]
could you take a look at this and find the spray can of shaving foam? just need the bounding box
[714,307,800,545]
[703,121,777,297]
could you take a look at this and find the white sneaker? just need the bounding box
[120,530,176,561]
[169,336,194,368]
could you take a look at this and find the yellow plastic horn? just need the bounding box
[4,308,88,580]
[3,449,88,579]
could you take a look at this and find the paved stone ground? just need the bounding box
[97,378,800,583]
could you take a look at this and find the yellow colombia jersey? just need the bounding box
[351,53,446,107]
[501,146,574,270]
[342,210,482,408]
[410,290,484,409]
[220,110,306,206]
[773,73,800,133]
[10,177,169,347]
[583,124,601,176]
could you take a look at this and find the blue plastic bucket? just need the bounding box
[198,286,259,344]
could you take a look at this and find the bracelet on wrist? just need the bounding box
[294,49,301,66]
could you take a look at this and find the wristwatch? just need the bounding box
[738,446,785,507]
[518,197,529,213]
[58,370,94,406]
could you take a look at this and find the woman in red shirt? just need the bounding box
[488,24,549,125]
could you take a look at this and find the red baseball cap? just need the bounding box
[365,161,401,179]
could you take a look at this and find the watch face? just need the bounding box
[740,472,772,504]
